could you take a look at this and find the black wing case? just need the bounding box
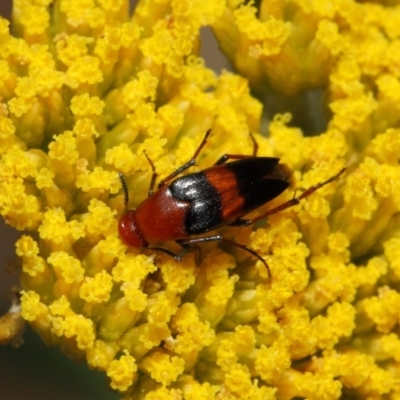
[227,157,292,215]
[169,157,292,235]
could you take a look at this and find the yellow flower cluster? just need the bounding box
[0,0,399,399]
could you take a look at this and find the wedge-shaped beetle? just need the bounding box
[118,130,345,276]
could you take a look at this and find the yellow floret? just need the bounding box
[47,251,85,284]
[329,93,377,134]
[48,131,79,165]
[147,292,180,326]
[289,370,342,400]
[202,252,237,306]
[83,198,116,236]
[94,23,140,64]
[367,128,400,165]
[27,65,64,98]
[22,255,46,277]
[0,177,42,230]
[255,336,291,383]
[122,70,158,110]
[7,95,36,118]
[343,170,378,220]
[113,254,157,285]
[79,270,113,303]
[234,7,290,57]
[5,0,400,397]
[105,143,136,174]
[35,167,54,189]
[384,238,400,279]
[107,351,138,391]
[315,20,343,56]
[49,295,73,317]
[60,0,105,28]
[328,231,350,254]
[0,147,38,178]
[86,339,119,370]
[15,235,39,258]
[18,3,50,35]
[70,93,105,116]
[127,102,157,129]
[223,363,253,396]
[181,377,219,400]
[311,302,355,350]
[20,290,47,321]
[55,34,94,66]
[75,166,120,193]
[38,208,85,243]
[170,303,215,354]
[139,322,171,350]
[140,350,185,386]
[62,314,96,350]
[121,284,147,312]
[355,257,387,287]
[360,286,400,333]
[145,387,183,400]
[0,116,15,139]
[73,118,99,139]
[161,257,198,293]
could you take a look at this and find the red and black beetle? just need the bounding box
[118,129,345,276]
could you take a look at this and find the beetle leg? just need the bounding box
[229,218,252,227]
[150,246,182,262]
[234,168,346,226]
[176,240,202,264]
[214,133,258,165]
[157,129,212,189]
[214,154,256,165]
[179,235,271,277]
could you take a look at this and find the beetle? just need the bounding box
[118,129,345,277]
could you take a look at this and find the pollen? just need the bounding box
[79,270,113,303]
[83,198,116,237]
[0,116,15,139]
[255,337,291,383]
[112,254,157,285]
[122,70,158,111]
[38,208,85,243]
[48,131,79,165]
[75,166,119,194]
[360,286,400,333]
[224,363,253,395]
[121,284,147,312]
[55,34,94,66]
[19,4,50,35]
[20,290,48,322]
[70,93,105,116]
[169,303,215,354]
[160,257,197,295]
[2,0,400,397]
[140,350,185,387]
[47,251,85,284]
[106,351,137,391]
[35,167,54,189]
[234,7,290,57]
[105,143,136,174]
[343,170,378,220]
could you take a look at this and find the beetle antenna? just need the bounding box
[118,172,129,209]
[249,132,258,156]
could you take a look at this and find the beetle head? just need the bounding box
[118,210,147,248]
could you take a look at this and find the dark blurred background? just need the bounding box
[0,1,230,399]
